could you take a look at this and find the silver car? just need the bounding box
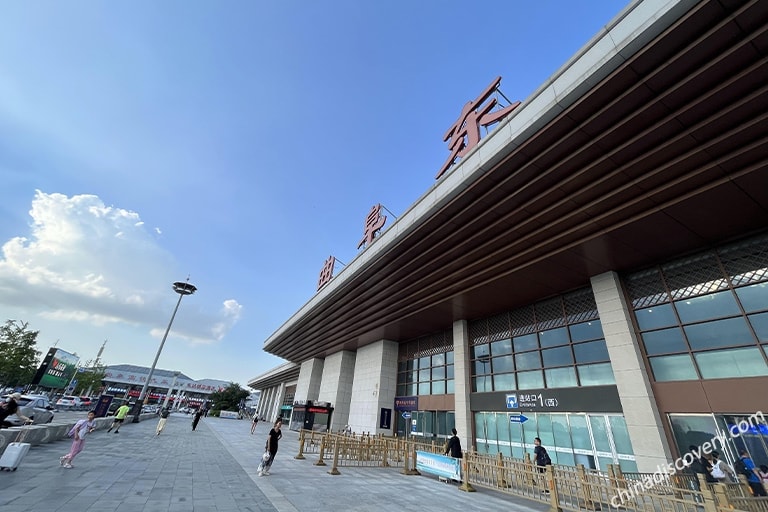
[3,395,55,426]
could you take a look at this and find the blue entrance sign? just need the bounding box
[402,412,411,419]
[506,394,518,409]
[510,414,528,424]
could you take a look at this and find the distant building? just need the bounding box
[102,364,229,408]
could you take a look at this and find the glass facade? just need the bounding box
[474,411,636,471]
[468,288,615,391]
[396,330,454,396]
[626,234,768,382]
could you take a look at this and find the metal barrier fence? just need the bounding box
[293,430,768,512]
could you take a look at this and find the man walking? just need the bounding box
[534,437,552,494]
[107,402,132,433]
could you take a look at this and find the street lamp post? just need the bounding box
[131,280,197,423]
[162,371,181,411]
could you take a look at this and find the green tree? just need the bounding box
[73,365,107,396]
[0,320,42,388]
[209,382,249,412]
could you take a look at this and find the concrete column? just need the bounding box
[319,350,357,431]
[591,271,673,472]
[453,319,473,452]
[348,340,398,435]
[271,382,286,422]
[295,358,325,402]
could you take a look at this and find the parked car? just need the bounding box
[79,396,93,407]
[55,396,83,408]
[2,394,55,425]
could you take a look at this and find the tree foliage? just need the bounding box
[0,320,42,388]
[209,382,249,412]
[73,365,107,396]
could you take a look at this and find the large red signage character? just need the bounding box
[317,255,336,290]
[436,76,521,179]
[358,204,387,249]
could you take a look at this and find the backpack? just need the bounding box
[734,458,751,477]
[537,448,552,466]
[711,461,726,479]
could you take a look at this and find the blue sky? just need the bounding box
[0,1,627,388]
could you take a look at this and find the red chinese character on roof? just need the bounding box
[317,255,336,291]
[436,76,521,179]
[357,204,387,249]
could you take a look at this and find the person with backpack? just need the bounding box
[444,428,463,459]
[735,450,767,496]
[534,437,552,494]
[710,451,736,483]
[156,407,170,435]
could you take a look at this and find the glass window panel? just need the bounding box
[695,347,768,379]
[556,451,575,466]
[405,359,415,371]
[419,368,430,382]
[642,327,688,355]
[539,327,569,348]
[569,321,604,343]
[446,351,454,364]
[684,317,755,350]
[472,344,490,359]
[609,416,634,454]
[735,282,768,313]
[407,383,417,395]
[493,372,516,391]
[491,338,513,355]
[749,312,768,342]
[432,366,445,380]
[432,353,446,366]
[509,419,523,445]
[515,351,541,370]
[597,456,615,472]
[635,303,676,331]
[619,459,639,472]
[542,346,573,367]
[578,363,615,386]
[675,290,741,323]
[569,414,592,451]
[418,382,430,395]
[496,412,511,444]
[474,359,492,375]
[589,415,612,452]
[493,354,515,373]
[419,356,431,369]
[517,370,544,390]
[545,367,578,388]
[406,370,417,383]
[522,417,540,446]
[397,384,406,396]
[513,333,538,352]
[573,340,610,363]
[432,380,446,395]
[649,354,698,381]
[551,414,572,449]
[446,365,454,379]
[447,379,454,394]
[473,376,492,392]
[537,414,555,447]
[669,415,719,460]
[398,361,407,372]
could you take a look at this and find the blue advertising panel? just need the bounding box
[415,451,461,481]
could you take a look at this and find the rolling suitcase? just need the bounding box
[0,426,31,471]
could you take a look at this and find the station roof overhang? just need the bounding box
[265,0,768,363]
[247,362,300,390]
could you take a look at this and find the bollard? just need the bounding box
[314,436,327,466]
[458,455,476,492]
[328,440,341,475]
[496,452,509,488]
[546,465,563,512]
[295,430,306,460]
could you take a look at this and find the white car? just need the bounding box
[55,396,83,408]
[3,395,55,425]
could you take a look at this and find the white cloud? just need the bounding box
[0,190,241,346]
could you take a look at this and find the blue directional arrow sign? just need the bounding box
[510,414,528,424]
[402,412,411,419]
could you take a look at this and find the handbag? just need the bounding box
[711,461,726,479]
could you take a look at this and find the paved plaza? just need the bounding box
[0,414,550,511]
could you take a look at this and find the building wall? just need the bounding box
[295,358,324,403]
[348,340,398,435]
[318,350,356,431]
